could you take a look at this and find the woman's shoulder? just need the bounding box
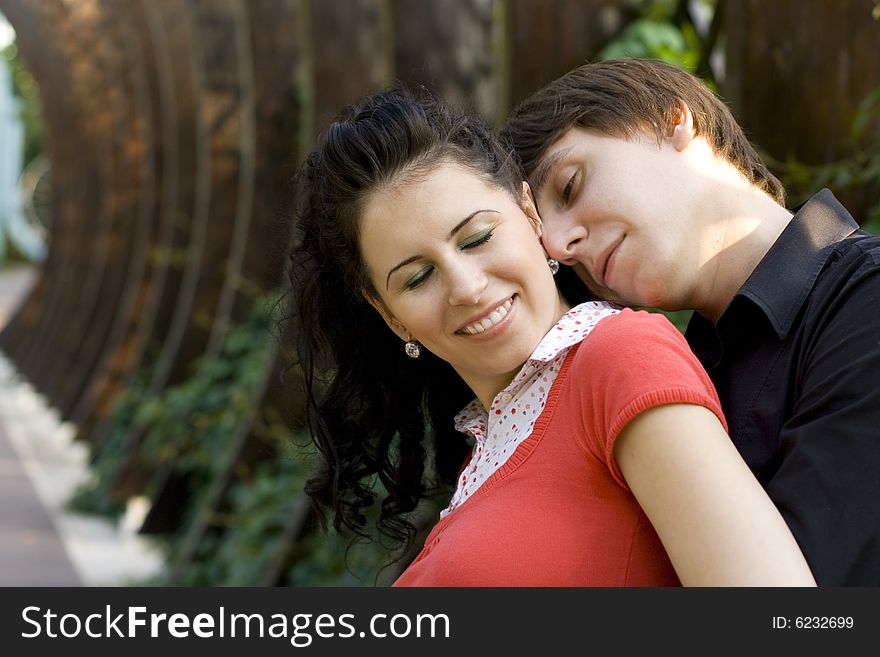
[562,307,726,456]
[572,307,686,361]
[566,306,713,401]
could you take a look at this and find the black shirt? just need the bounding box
[686,189,880,585]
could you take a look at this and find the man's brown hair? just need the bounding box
[502,58,785,204]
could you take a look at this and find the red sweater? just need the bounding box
[394,310,727,586]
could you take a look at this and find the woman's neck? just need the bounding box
[463,295,571,410]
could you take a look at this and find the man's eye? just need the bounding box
[461,229,494,250]
[562,173,576,203]
[404,266,433,290]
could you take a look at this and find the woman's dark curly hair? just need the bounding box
[287,86,592,553]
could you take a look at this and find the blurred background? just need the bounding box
[0,0,878,587]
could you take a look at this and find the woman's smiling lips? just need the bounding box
[457,296,515,336]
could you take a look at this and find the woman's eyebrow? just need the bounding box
[386,255,421,290]
[447,209,498,238]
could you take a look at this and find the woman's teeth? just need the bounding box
[460,297,513,335]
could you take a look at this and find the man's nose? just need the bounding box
[542,217,589,265]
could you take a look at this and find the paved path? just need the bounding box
[0,418,80,585]
[0,264,163,586]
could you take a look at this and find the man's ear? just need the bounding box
[363,291,409,342]
[520,181,543,239]
[672,101,696,152]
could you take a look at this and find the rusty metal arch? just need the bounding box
[0,0,627,584]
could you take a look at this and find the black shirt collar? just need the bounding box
[728,189,859,339]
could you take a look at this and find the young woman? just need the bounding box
[288,87,815,586]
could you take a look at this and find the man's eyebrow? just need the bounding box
[531,148,572,192]
[385,209,499,289]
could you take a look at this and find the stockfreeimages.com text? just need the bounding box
[21,605,450,646]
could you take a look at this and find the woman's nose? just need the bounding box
[446,260,489,306]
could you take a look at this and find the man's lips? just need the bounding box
[594,236,623,289]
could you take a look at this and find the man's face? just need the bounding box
[532,127,703,311]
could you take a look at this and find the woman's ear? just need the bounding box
[520,181,543,239]
[672,101,696,152]
[363,291,410,342]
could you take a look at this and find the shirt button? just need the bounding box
[499,392,513,404]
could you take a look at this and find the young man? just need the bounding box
[502,58,880,585]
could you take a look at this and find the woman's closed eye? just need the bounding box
[460,228,494,250]
[404,265,433,290]
[402,229,495,290]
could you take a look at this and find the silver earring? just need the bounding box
[404,340,421,358]
[547,258,560,275]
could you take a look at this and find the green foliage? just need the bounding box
[69,295,277,525]
[67,371,149,519]
[773,85,880,235]
[214,455,308,586]
[1,41,45,168]
[597,0,710,75]
[157,442,315,586]
[599,18,697,71]
[154,436,397,587]
[72,291,398,586]
[138,320,270,485]
[658,309,694,334]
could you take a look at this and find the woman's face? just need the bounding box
[359,160,569,405]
